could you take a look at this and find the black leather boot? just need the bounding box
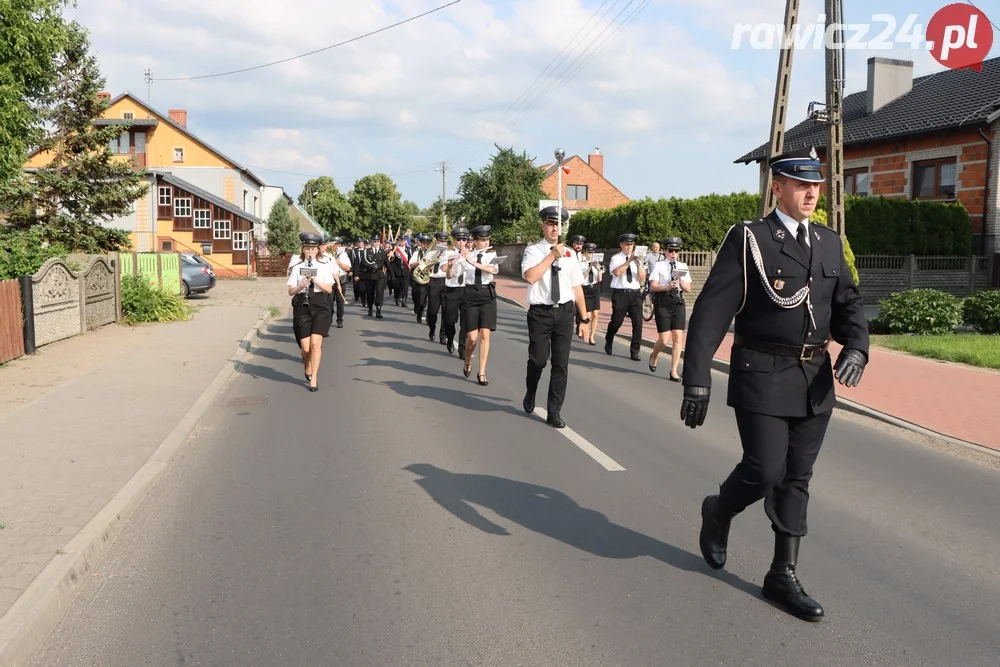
[762,535,825,622]
[699,495,735,570]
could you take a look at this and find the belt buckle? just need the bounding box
[799,344,814,361]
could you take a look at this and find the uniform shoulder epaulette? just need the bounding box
[812,222,838,236]
[741,217,765,226]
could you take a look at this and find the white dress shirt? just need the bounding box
[334,248,351,276]
[774,207,810,246]
[458,249,497,286]
[521,240,585,306]
[286,259,336,295]
[649,259,692,289]
[608,252,643,290]
[443,249,464,287]
[581,257,602,286]
[430,246,449,278]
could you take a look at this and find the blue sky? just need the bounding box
[69,0,999,209]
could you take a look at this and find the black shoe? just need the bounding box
[762,535,825,622]
[630,353,641,361]
[368,309,373,316]
[699,495,735,570]
[429,329,435,341]
[336,321,343,328]
[376,309,383,319]
[447,340,454,354]
[523,393,535,414]
[546,413,566,428]
[605,340,613,355]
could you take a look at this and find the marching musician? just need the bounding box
[457,225,498,385]
[579,241,603,345]
[520,206,590,429]
[330,236,351,328]
[647,236,691,380]
[569,234,586,332]
[350,237,365,305]
[681,145,869,623]
[286,232,338,392]
[389,237,411,308]
[442,227,470,355]
[644,241,663,276]
[426,231,450,343]
[604,232,646,361]
[410,234,431,323]
[359,236,388,318]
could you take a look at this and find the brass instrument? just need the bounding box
[412,245,447,285]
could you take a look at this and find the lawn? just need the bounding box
[872,334,1000,370]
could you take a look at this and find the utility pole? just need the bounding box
[825,0,847,238]
[144,69,152,117]
[760,0,801,217]
[436,161,447,232]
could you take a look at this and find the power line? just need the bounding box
[964,0,999,32]
[152,0,463,81]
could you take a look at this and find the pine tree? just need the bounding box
[5,20,147,252]
[266,198,299,255]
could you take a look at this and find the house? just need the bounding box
[24,91,271,278]
[538,148,630,216]
[734,56,1000,259]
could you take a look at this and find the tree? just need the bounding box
[348,173,410,237]
[0,0,70,190]
[421,197,472,233]
[455,145,546,243]
[298,176,360,238]
[4,21,146,252]
[265,198,298,255]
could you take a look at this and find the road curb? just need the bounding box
[0,310,277,667]
[495,292,996,458]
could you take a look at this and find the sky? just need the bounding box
[68,0,1000,209]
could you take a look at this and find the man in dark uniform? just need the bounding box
[680,145,869,622]
[359,236,388,318]
[426,231,450,343]
[410,234,431,323]
[350,237,365,305]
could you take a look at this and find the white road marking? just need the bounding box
[533,408,626,471]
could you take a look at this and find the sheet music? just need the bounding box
[299,267,318,278]
[592,252,604,264]
[634,245,648,259]
[490,256,507,266]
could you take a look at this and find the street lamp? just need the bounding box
[554,148,565,238]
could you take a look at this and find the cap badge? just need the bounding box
[814,230,821,240]
[774,279,785,290]
[809,146,818,159]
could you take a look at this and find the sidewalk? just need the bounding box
[0,278,286,665]
[493,275,1000,452]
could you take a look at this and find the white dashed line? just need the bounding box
[533,408,626,471]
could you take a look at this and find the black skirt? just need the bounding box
[582,283,600,311]
[462,284,497,331]
[292,292,333,339]
[653,293,686,333]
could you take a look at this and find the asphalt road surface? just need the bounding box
[29,298,1000,666]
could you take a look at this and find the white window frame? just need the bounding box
[158,186,172,206]
[173,197,192,217]
[123,112,134,120]
[232,231,248,251]
[173,146,184,162]
[193,209,211,229]
[213,219,231,240]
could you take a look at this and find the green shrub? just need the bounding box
[808,208,859,285]
[962,289,1000,334]
[878,289,963,334]
[0,227,71,280]
[121,274,193,324]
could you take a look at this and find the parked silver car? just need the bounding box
[181,252,216,297]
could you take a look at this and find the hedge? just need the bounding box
[566,192,972,256]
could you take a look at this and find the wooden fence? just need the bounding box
[117,251,182,294]
[0,279,25,364]
[258,254,291,277]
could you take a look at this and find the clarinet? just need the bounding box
[304,258,313,306]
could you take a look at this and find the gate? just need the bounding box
[0,279,25,364]
[259,254,292,277]
[119,252,182,294]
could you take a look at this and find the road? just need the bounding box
[28,298,1000,666]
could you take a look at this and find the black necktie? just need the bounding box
[796,223,811,258]
[626,256,633,283]
[475,253,482,286]
[551,258,561,304]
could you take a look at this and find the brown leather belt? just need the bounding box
[733,334,828,361]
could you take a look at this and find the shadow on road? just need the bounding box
[234,360,304,386]
[351,357,459,380]
[359,380,521,416]
[403,463,760,599]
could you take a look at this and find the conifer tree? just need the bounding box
[266,198,299,255]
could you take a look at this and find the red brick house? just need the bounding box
[735,56,1000,262]
[539,148,630,215]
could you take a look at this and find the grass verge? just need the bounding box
[872,334,1000,370]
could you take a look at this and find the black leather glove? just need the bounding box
[834,348,866,387]
[680,386,710,429]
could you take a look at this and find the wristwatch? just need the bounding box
[581,316,591,323]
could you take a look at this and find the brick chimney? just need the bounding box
[168,109,187,128]
[866,57,913,114]
[588,147,604,176]
[96,91,111,103]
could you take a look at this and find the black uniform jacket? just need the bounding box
[359,248,387,280]
[682,210,869,417]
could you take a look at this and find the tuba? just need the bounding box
[412,246,445,285]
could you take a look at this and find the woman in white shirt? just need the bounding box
[579,242,604,345]
[458,225,499,385]
[286,233,339,391]
[647,237,692,381]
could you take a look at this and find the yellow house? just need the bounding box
[24,91,266,278]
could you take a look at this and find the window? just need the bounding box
[123,112,134,120]
[109,129,145,154]
[253,195,259,217]
[845,168,870,196]
[158,186,172,206]
[173,197,192,217]
[567,184,588,200]
[194,209,211,228]
[912,158,957,199]
[213,219,231,239]
[173,147,185,162]
[243,190,248,211]
[117,131,130,154]
[134,131,145,153]
[232,231,248,251]
[160,239,173,251]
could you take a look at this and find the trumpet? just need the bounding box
[412,245,446,285]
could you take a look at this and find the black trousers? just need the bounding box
[443,286,463,349]
[329,288,345,324]
[718,408,832,537]
[525,304,575,416]
[427,277,446,337]
[605,289,643,356]
[352,275,363,303]
[394,271,410,306]
[362,276,385,311]
[411,277,428,318]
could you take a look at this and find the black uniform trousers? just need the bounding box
[362,275,386,312]
[411,277,428,320]
[330,286,345,324]
[605,288,643,356]
[525,303,575,416]
[427,277,446,339]
[443,285,464,351]
[395,270,410,307]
